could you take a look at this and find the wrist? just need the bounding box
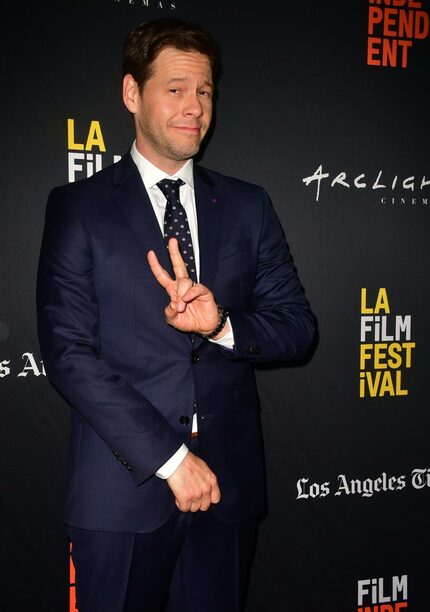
[156,444,189,479]
[212,319,230,340]
[201,304,229,340]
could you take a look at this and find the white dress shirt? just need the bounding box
[130,143,234,478]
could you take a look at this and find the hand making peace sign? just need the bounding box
[147,237,226,337]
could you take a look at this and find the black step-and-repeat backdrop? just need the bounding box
[2,1,429,610]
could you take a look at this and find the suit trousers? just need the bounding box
[68,508,257,612]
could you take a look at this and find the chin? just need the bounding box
[169,145,201,161]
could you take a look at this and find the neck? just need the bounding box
[134,142,189,176]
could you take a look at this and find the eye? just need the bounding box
[198,90,212,98]
[169,88,181,94]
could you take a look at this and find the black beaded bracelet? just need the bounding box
[201,305,229,340]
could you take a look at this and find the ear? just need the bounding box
[122,74,140,113]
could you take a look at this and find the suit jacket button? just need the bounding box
[179,415,190,426]
[254,346,261,355]
[190,352,199,364]
[245,345,254,355]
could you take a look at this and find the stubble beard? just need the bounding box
[139,117,203,164]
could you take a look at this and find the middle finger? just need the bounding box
[168,238,189,279]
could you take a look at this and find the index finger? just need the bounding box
[147,249,174,290]
[167,238,189,279]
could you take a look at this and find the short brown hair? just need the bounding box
[123,18,222,91]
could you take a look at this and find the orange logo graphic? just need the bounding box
[367,0,429,68]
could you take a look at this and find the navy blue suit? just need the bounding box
[37,152,314,608]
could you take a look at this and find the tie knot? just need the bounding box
[157,178,185,201]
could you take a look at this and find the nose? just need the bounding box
[182,92,204,117]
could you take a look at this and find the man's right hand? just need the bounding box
[167,452,221,512]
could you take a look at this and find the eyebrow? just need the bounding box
[167,77,213,88]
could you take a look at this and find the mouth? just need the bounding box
[171,126,201,135]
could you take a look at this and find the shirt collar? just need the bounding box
[130,141,194,192]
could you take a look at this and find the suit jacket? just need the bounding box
[37,152,315,533]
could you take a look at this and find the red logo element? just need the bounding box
[367,0,429,68]
[69,543,78,612]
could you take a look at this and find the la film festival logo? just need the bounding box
[367,0,429,68]
[67,118,122,183]
[359,288,415,398]
[357,574,408,611]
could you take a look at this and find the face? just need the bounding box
[123,47,213,174]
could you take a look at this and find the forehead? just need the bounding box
[150,47,213,82]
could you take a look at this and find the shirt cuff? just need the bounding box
[155,443,189,479]
[208,316,235,349]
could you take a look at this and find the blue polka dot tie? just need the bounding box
[157,178,197,282]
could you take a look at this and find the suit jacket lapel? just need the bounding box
[112,153,174,276]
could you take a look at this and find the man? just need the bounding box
[37,18,315,612]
